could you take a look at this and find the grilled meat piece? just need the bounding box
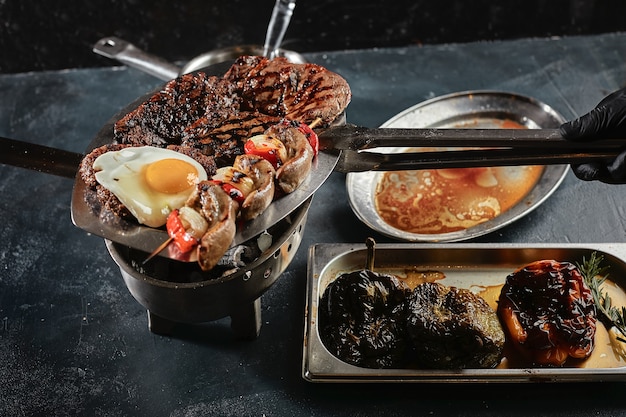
[181,111,282,166]
[232,154,276,221]
[114,73,239,147]
[265,122,314,194]
[184,181,238,272]
[406,282,505,369]
[112,56,351,164]
[319,269,412,369]
[79,143,134,223]
[497,260,597,366]
[225,56,352,126]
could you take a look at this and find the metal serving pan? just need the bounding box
[303,242,626,383]
[345,91,569,242]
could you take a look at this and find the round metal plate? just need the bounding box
[346,90,569,242]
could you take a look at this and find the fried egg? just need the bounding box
[93,146,208,227]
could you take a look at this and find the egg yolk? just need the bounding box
[144,158,200,194]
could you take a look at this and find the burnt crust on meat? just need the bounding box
[112,56,351,162]
[79,143,135,224]
[112,56,351,165]
[181,111,282,166]
[114,73,239,147]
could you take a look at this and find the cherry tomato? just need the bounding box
[296,122,319,155]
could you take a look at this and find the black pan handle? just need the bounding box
[0,136,83,178]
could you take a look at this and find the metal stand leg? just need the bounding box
[147,310,176,335]
[230,297,262,340]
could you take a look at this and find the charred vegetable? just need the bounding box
[405,282,505,369]
[318,268,412,368]
[497,260,597,366]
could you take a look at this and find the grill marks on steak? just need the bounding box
[113,56,352,160]
[181,111,282,165]
[225,56,352,126]
[114,73,239,147]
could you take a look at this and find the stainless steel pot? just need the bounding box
[105,196,312,339]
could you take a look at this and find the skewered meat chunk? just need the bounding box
[318,269,412,368]
[497,260,597,366]
[224,56,352,126]
[264,122,314,193]
[184,181,238,272]
[232,154,276,221]
[405,282,505,369]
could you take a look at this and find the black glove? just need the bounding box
[559,87,626,183]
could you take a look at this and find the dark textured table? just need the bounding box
[2,33,626,416]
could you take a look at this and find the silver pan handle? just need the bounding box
[93,36,181,81]
[263,0,296,58]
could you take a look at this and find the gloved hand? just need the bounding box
[559,87,626,183]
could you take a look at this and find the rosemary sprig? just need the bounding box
[578,252,626,343]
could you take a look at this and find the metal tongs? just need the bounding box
[318,124,625,171]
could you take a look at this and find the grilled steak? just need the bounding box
[113,56,351,159]
[225,56,352,126]
[181,111,282,166]
[405,282,505,369]
[114,73,239,147]
[318,269,412,369]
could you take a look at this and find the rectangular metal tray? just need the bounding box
[303,243,626,383]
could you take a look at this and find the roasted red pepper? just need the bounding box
[166,209,198,253]
[296,122,319,155]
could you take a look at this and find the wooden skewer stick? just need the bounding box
[142,236,174,265]
[308,117,323,129]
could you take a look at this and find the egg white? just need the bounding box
[93,146,208,227]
